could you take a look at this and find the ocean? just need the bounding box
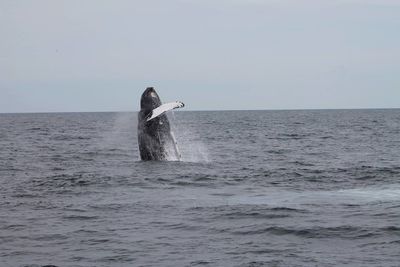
[1,109,399,267]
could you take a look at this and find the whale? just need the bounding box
[137,87,184,161]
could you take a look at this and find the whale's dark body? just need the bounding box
[137,87,180,161]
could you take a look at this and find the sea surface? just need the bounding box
[1,109,399,267]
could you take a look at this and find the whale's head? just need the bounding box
[140,87,162,111]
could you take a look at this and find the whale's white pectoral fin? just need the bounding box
[146,101,185,122]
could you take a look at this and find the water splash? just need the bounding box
[162,130,181,161]
[168,112,210,163]
[100,111,209,162]
[98,112,137,157]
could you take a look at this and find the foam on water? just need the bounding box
[227,184,400,207]
[337,185,400,201]
[158,184,400,209]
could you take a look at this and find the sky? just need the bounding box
[1,0,399,113]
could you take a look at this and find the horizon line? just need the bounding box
[1,107,399,115]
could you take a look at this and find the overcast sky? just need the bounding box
[1,0,399,112]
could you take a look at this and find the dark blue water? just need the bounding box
[1,110,399,267]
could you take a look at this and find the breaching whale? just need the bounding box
[137,87,184,161]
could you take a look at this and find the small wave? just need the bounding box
[62,215,99,220]
[31,173,103,189]
[194,176,215,182]
[164,223,201,231]
[83,238,110,245]
[190,260,212,266]
[188,205,307,220]
[270,207,306,212]
[291,161,315,167]
[382,226,400,233]
[266,149,287,155]
[88,203,128,211]
[12,193,39,198]
[32,234,69,242]
[72,229,99,234]
[232,225,378,239]
[1,224,26,231]
[171,180,211,187]
[218,211,289,220]
[32,178,91,188]
[51,135,91,141]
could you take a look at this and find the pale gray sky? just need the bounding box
[1,0,399,112]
